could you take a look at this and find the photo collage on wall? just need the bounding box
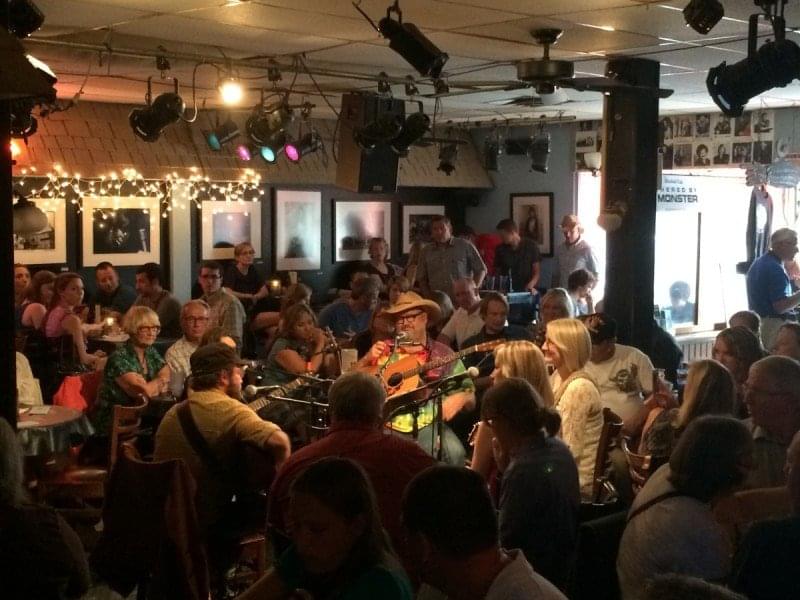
[575,120,603,170]
[659,110,774,170]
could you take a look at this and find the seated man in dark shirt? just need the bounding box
[482,378,580,590]
[93,261,137,319]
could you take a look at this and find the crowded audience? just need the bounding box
[9,220,800,600]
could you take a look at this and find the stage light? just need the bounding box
[235,144,252,161]
[219,77,244,106]
[246,105,291,145]
[10,140,22,159]
[378,11,448,78]
[483,136,500,171]
[683,0,724,35]
[528,132,551,173]
[9,0,44,38]
[438,142,458,175]
[259,144,283,164]
[10,107,37,139]
[404,76,419,97]
[206,118,240,150]
[433,79,449,95]
[13,191,48,235]
[354,113,403,151]
[285,131,322,163]
[377,72,392,96]
[390,111,430,155]
[707,38,800,117]
[129,92,185,142]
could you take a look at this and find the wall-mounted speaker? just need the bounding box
[336,93,405,193]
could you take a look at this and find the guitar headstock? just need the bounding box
[474,339,507,352]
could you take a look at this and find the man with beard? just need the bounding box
[155,343,290,536]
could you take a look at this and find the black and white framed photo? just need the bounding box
[334,200,391,262]
[14,196,67,265]
[200,201,262,260]
[402,204,445,254]
[274,189,322,270]
[510,192,554,257]
[81,196,160,267]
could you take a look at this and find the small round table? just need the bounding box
[17,405,95,457]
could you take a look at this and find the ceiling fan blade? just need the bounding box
[564,77,673,98]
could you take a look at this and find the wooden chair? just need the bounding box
[590,407,624,505]
[621,437,655,496]
[37,397,150,503]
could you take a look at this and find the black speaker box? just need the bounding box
[336,93,405,193]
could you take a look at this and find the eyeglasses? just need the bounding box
[396,311,424,323]
[137,325,161,334]
[184,316,209,324]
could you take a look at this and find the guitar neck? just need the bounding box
[246,376,304,412]
[401,343,484,378]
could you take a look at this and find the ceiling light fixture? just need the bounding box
[9,0,44,38]
[438,142,458,175]
[10,101,37,139]
[129,77,186,143]
[219,77,244,106]
[483,131,501,171]
[13,190,48,234]
[354,0,449,78]
[433,78,449,95]
[285,131,322,163]
[683,0,724,35]
[354,112,404,151]
[706,0,800,116]
[390,110,430,155]
[206,117,240,150]
[404,76,419,97]
[235,144,253,161]
[377,71,392,96]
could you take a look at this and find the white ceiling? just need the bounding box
[21,0,800,123]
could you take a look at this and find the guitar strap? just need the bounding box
[176,401,231,486]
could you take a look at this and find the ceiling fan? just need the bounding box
[430,28,674,100]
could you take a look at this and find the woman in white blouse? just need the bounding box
[542,318,603,495]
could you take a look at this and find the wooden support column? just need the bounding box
[1,0,17,428]
[601,58,661,350]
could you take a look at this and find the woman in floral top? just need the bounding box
[92,306,170,434]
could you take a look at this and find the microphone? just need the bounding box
[244,384,283,399]
[395,331,414,346]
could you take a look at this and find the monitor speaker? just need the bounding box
[336,93,404,193]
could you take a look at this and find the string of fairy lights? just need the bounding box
[14,164,265,221]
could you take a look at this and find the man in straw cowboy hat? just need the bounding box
[357,291,475,465]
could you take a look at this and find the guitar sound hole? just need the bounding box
[387,372,403,387]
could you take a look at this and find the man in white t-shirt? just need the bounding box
[581,313,654,427]
[437,278,484,349]
[403,466,566,600]
[551,214,599,288]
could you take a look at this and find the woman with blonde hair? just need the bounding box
[533,287,575,346]
[471,341,558,480]
[640,359,736,458]
[542,318,603,494]
[223,241,268,307]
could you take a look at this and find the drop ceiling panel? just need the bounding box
[452,18,661,54]
[56,0,224,12]
[113,15,341,56]
[435,0,641,17]
[191,3,378,42]
[35,0,151,29]
[235,0,523,30]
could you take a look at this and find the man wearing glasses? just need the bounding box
[744,355,800,488]
[358,291,475,465]
[198,260,246,350]
[165,300,211,398]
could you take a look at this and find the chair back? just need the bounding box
[591,407,624,504]
[109,396,149,471]
[621,437,655,495]
[91,449,210,600]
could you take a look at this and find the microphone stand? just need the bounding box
[376,331,402,381]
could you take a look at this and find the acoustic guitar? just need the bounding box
[362,339,506,400]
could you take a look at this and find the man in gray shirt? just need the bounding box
[417,215,486,298]
[552,214,599,288]
[133,262,182,338]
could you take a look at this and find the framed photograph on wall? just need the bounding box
[334,200,392,262]
[274,189,322,271]
[81,196,160,267]
[510,192,554,257]
[200,201,262,260]
[402,204,445,254]
[14,196,67,265]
